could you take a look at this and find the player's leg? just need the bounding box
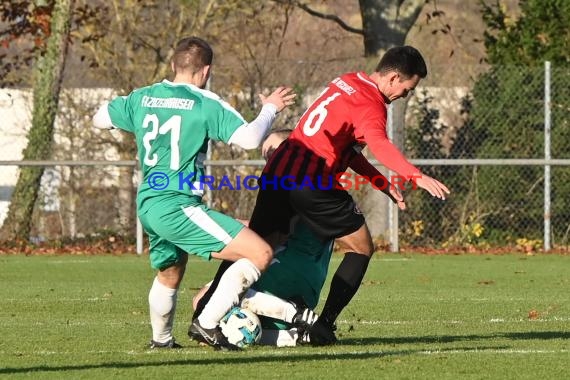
[191,288,314,348]
[240,288,318,331]
[148,262,186,348]
[322,223,374,323]
[247,248,321,318]
[144,198,266,350]
[313,225,374,343]
[192,233,322,339]
[192,260,232,320]
[192,226,271,333]
[192,280,213,312]
[192,264,319,346]
[140,211,187,349]
[258,328,298,347]
[192,186,293,321]
[289,188,373,345]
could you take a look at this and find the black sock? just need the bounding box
[319,252,370,326]
[192,259,233,320]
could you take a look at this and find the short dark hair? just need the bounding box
[375,46,427,79]
[172,37,213,74]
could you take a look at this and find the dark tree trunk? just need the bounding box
[0,0,74,242]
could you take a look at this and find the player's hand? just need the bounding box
[259,87,296,112]
[261,132,284,160]
[413,173,450,200]
[387,184,406,210]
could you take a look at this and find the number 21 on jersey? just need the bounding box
[142,114,181,170]
[302,88,341,137]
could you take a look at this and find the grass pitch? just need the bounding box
[0,253,568,379]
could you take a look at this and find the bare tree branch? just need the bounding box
[273,0,364,35]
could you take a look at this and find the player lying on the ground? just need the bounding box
[193,216,331,347]
[192,130,406,347]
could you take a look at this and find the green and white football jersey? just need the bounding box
[106,80,246,212]
[254,221,334,309]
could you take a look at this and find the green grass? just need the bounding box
[0,253,568,379]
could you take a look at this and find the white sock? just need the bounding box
[259,329,298,347]
[197,258,260,329]
[148,277,178,343]
[240,288,297,323]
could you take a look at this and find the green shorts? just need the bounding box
[139,195,244,270]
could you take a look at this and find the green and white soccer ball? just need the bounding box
[220,307,262,348]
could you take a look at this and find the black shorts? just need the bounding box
[249,186,365,242]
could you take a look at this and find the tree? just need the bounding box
[1,0,319,239]
[0,0,74,242]
[482,0,570,65]
[0,0,459,242]
[277,0,427,56]
[76,0,187,236]
[0,1,49,87]
[461,0,570,244]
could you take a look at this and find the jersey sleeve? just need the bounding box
[349,153,390,191]
[205,98,246,143]
[107,96,135,132]
[353,100,420,181]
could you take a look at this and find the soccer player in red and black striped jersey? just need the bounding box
[249,46,450,345]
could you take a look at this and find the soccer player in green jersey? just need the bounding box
[93,37,296,350]
[193,217,331,347]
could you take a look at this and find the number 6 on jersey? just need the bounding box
[302,91,341,137]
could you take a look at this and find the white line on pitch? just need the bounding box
[419,348,569,355]
[2,348,568,357]
[339,317,570,325]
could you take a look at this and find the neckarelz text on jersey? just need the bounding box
[146,171,420,191]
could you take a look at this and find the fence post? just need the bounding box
[136,216,143,255]
[544,61,551,251]
[387,104,399,253]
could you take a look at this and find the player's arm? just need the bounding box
[227,87,296,149]
[349,153,406,210]
[361,120,450,200]
[93,101,114,129]
[92,96,134,132]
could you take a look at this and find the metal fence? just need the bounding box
[1,63,570,252]
[2,157,568,253]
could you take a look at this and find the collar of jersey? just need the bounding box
[356,72,390,104]
[162,79,199,90]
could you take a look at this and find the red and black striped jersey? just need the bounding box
[263,72,420,184]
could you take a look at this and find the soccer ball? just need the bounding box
[220,307,262,348]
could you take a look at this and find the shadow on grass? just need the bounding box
[0,345,505,375]
[2,331,566,375]
[340,330,570,345]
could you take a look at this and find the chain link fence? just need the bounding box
[1,63,569,252]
